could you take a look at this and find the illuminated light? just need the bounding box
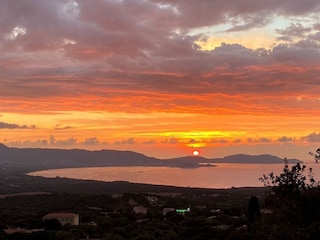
[63,38,77,45]
[193,150,199,156]
[7,26,27,40]
[62,0,80,17]
[159,130,241,138]
[156,3,180,15]
[187,142,206,148]
[194,38,221,51]
[193,28,276,51]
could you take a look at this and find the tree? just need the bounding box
[256,160,320,239]
[247,196,260,223]
[309,148,320,163]
[259,159,316,198]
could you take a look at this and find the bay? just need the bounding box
[28,163,320,189]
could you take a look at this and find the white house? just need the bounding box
[43,212,79,226]
[133,206,148,215]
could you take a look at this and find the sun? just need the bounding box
[192,150,200,156]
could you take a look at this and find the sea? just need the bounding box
[28,163,320,189]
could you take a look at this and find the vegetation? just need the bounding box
[2,151,320,239]
[0,183,265,240]
[256,160,320,240]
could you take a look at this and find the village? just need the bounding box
[0,187,266,240]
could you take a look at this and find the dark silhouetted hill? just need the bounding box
[211,154,302,164]
[0,144,302,174]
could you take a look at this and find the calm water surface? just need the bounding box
[28,163,320,189]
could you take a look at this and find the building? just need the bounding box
[133,206,148,215]
[43,212,79,226]
[162,208,175,216]
[176,207,190,215]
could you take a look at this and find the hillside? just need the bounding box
[211,154,302,164]
[0,144,302,174]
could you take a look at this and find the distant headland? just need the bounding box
[0,143,302,173]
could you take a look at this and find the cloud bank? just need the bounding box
[0,0,319,114]
[1,0,320,159]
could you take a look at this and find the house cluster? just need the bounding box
[3,212,79,235]
[3,193,265,238]
[129,195,192,217]
[4,193,194,236]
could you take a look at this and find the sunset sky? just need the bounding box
[1,0,320,161]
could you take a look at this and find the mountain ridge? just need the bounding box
[0,144,303,173]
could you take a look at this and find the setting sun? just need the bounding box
[193,150,200,156]
[1,0,320,162]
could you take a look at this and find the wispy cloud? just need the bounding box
[0,121,35,129]
[54,124,73,130]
